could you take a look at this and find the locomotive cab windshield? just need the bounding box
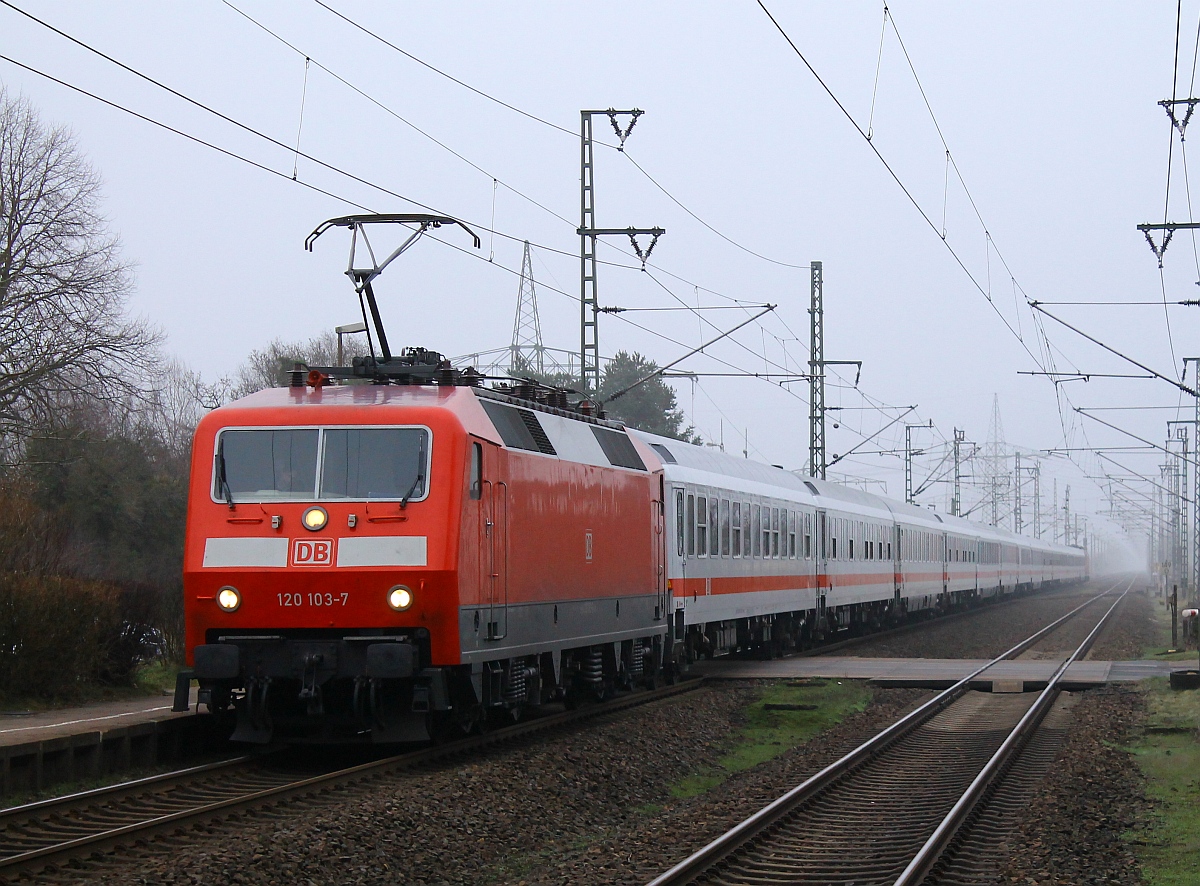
[213,426,431,502]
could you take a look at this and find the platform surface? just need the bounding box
[0,689,198,749]
[691,656,1180,687]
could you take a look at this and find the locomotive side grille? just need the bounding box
[516,410,557,455]
[480,400,557,455]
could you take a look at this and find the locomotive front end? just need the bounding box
[182,386,464,743]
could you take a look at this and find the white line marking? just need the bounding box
[0,705,175,736]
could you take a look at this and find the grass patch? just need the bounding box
[1143,592,1200,662]
[671,680,872,799]
[1130,678,1200,884]
[134,659,180,695]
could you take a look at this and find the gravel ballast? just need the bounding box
[996,685,1151,885]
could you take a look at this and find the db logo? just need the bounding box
[292,538,335,567]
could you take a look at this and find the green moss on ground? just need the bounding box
[672,680,872,799]
[1130,677,1200,885]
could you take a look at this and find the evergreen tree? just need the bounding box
[599,351,697,442]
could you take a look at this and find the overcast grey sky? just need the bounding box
[1,2,1189,558]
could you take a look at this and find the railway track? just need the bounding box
[648,576,1133,886]
[792,579,1104,660]
[0,678,703,882]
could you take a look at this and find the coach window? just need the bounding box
[720,499,731,556]
[804,513,812,559]
[732,502,742,557]
[710,498,720,556]
[696,496,708,556]
[469,442,483,500]
[752,505,761,557]
[743,503,752,556]
[675,489,685,557]
[789,511,797,558]
[764,508,774,557]
[687,494,696,556]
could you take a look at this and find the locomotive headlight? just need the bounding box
[387,585,413,611]
[217,586,241,612]
[302,506,329,531]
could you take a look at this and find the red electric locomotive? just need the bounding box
[183,376,673,742]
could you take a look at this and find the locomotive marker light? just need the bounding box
[302,506,329,531]
[217,586,241,612]
[387,585,413,611]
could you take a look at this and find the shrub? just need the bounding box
[0,574,125,703]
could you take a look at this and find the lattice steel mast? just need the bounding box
[578,109,663,394]
[809,262,825,479]
[510,241,545,376]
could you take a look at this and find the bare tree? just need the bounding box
[141,357,226,460]
[230,330,371,397]
[0,87,158,440]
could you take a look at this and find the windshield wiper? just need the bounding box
[400,435,427,509]
[217,438,235,509]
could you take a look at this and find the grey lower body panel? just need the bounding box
[458,594,667,663]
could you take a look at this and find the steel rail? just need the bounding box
[893,577,1133,885]
[0,755,257,824]
[0,678,704,877]
[646,577,1126,886]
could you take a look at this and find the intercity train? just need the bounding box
[180,368,1087,743]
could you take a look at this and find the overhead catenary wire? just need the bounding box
[308,0,810,272]
[219,0,579,231]
[0,52,374,212]
[5,1,1094,512]
[754,1,1047,375]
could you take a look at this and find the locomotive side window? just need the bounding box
[687,494,696,556]
[469,442,483,500]
[732,502,742,557]
[696,495,708,556]
[216,428,318,500]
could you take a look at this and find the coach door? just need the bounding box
[479,450,508,641]
[941,532,949,595]
[815,509,829,623]
[653,479,666,620]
